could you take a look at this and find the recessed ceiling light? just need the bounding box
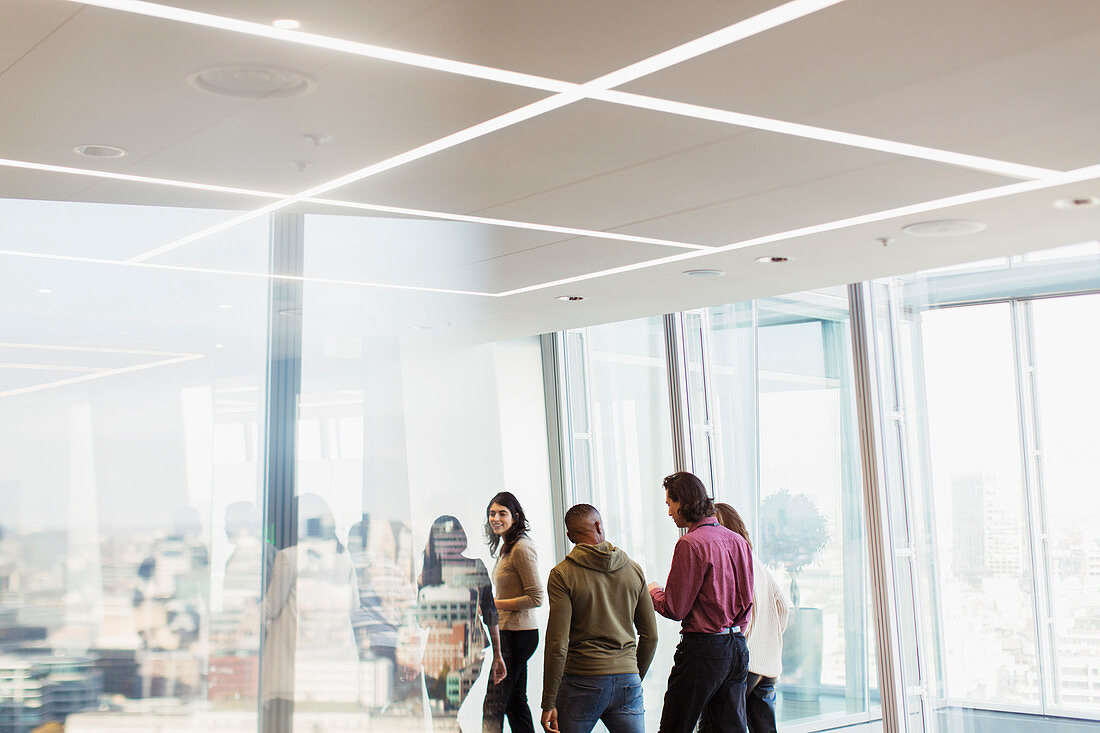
[902,220,986,236]
[214,343,224,349]
[754,256,790,264]
[556,295,585,302]
[73,144,126,158]
[272,18,300,29]
[188,65,315,99]
[1053,196,1099,209]
[682,269,725,278]
[219,304,232,309]
[37,288,53,294]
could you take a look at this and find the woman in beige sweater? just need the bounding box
[715,503,791,733]
[482,491,544,733]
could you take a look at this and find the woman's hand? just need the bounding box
[491,654,507,685]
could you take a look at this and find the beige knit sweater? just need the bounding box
[492,535,544,630]
[746,556,791,678]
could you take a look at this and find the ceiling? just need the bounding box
[3,0,1100,348]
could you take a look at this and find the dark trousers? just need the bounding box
[658,632,749,733]
[745,673,778,733]
[483,628,539,733]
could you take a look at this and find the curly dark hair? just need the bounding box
[485,491,530,556]
[663,472,715,524]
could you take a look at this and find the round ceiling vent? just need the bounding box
[902,220,986,237]
[73,144,126,158]
[188,65,316,99]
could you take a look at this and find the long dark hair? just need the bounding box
[714,502,752,550]
[663,472,715,524]
[421,515,468,588]
[485,492,530,557]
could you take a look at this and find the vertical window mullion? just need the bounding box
[1011,300,1058,712]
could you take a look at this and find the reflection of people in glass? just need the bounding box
[715,503,789,733]
[261,494,360,731]
[348,514,418,712]
[416,515,505,726]
[483,492,543,733]
[133,506,209,655]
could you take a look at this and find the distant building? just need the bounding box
[0,655,102,733]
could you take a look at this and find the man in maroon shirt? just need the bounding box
[648,472,754,733]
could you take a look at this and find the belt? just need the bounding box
[686,626,741,635]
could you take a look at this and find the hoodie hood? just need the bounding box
[566,541,629,573]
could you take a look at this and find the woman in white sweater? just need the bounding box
[715,503,791,733]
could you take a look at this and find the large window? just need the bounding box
[558,290,875,733]
[554,248,1100,733]
[870,245,1100,730]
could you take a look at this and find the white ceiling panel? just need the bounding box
[117,56,546,193]
[334,100,1011,241]
[624,0,1100,169]
[150,0,784,82]
[0,0,81,71]
[603,155,1011,246]
[296,213,677,293]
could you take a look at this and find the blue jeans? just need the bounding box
[745,673,777,733]
[556,672,645,733]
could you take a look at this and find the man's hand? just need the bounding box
[541,708,559,733]
[491,654,507,685]
[647,581,660,593]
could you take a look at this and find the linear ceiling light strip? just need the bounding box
[0,341,196,357]
[64,0,572,93]
[0,363,110,372]
[0,158,709,251]
[0,249,500,298]
[306,198,711,250]
[108,0,851,263]
[593,90,1058,181]
[0,157,283,198]
[0,354,203,399]
[496,162,1100,296]
[69,0,1051,182]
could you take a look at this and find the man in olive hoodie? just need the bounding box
[541,504,658,733]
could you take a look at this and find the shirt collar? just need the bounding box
[688,517,720,532]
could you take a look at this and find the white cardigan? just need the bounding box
[746,556,791,679]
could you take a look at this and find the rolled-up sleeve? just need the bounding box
[650,540,703,621]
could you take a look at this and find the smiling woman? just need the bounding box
[483,491,544,733]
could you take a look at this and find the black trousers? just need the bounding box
[483,628,539,733]
[658,632,749,733]
[745,673,778,733]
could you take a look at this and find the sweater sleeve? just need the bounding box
[541,568,571,710]
[507,539,544,610]
[633,566,658,680]
[772,569,791,633]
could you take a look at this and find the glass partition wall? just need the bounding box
[551,246,1099,733]
[3,185,1098,733]
[0,202,555,733]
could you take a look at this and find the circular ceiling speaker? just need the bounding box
[902,220,986,237]
[682,269,725,278]
[73,144,126,158]
[188,65,316,99]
